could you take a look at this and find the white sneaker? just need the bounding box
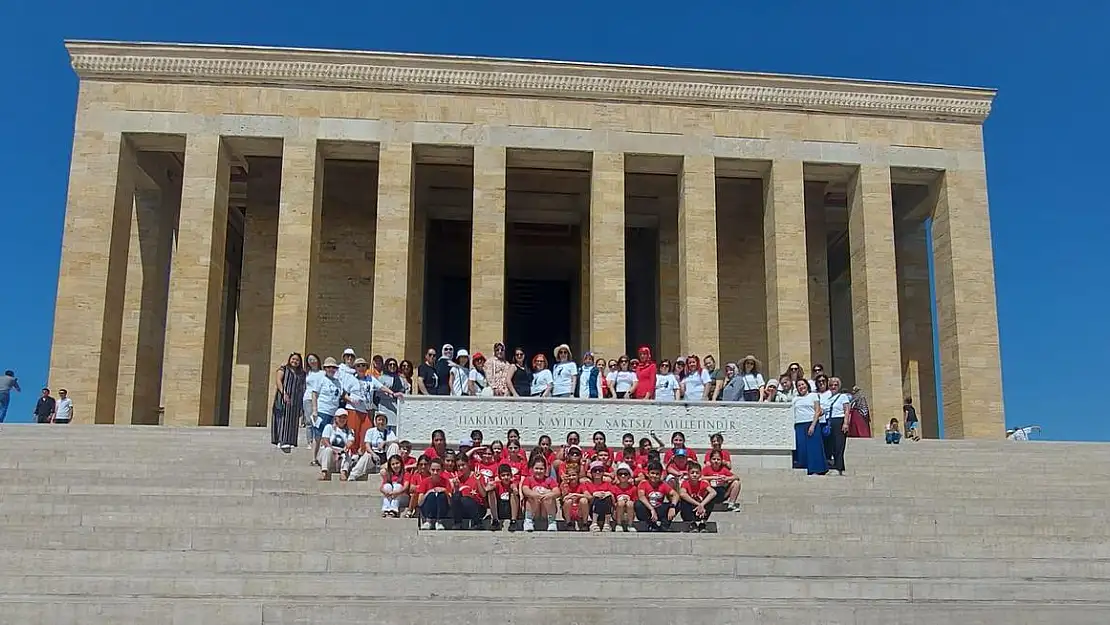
[435,521,446,530]
[626,524,637,533]
[547,521,558,532]
[614,524,625,532]
[523,519,535,532]
[420,521,432,530]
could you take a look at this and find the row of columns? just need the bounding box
[51,132,1003,437]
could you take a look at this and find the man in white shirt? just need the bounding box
[348,412,401,480]
[54,389,73,424]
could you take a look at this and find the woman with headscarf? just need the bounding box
[631,345,656,399]
[272,353,306,451]
[434,344,455,395]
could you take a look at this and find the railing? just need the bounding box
[396,395,795,469]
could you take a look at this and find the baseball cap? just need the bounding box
[616,463,632,474]
[674,448,687,457]
[589,461,605,472]
[334,408,348,418]
[459,438,473,447]
[342,348,356,356]
[567,445,582,455]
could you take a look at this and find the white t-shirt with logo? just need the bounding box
[321,424,356,449]
[682,369,711,401]
[552,362,578,396]
[655,374,680,401]
[607,370,636,394]
[791,393,822,424]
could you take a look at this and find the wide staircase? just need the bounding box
[0,424,1107,624]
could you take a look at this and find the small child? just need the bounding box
[635,461,678,531]
[474,446,500,483]
[703,432,733,469]
[609,463,638,532]
[701,448,742,512]
[885,419,902,445]
[378,454,409,518]
[452,458,487,529]
[487,464,521,532]
[665,447,691,485]
[678,462,714,532]
[521,457,561,532]
[416,458,453,530]
[583,461,614,532]
[399,440,416,472]
[560,465,589,531]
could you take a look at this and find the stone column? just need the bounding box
[847,166,903,435]
[763,159,810,377]
[896,218,939,439]
[932,168,1004,438]
[116,187,173,425]
[658,213,680,360]
[161,134,231,427]
[405,201,427,361]
[469,146,507,354]
[371,143,415,359]
[264,138,323,422]
[805,181,832,371]
[678,155,719,358]
[50,131,137,424]
[230,164,280,427]
[589,152,626,358]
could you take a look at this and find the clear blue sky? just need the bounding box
[1,1,1106,438]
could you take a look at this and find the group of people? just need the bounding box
[0,373,73,425]
[315,423,745,533]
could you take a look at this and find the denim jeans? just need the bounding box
[0,393,9,423]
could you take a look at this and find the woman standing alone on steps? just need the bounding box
[272,353,306,452]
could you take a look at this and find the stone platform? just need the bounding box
[0,424,1108,624]
[397,395,794,468]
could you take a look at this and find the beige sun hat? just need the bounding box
[740,354,762,368]
[323,357,339,368]
[353,357,368,366]
[554,343,573,359]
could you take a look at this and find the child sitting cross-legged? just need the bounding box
[678,462,714,532]
[521,457,561,532]
[416,458,453,531]
[452,455,488,529]
[487,464,521,532]
[609,463,639,532]
[560,464,589,531]
[583,460,615,532]
[635,461,679,531]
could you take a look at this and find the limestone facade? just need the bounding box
[51,40,1004,438]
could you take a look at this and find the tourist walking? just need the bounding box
[271,353,306,450]
[33,388,56,424]
[54,389,73,424]
[0,370,21,424]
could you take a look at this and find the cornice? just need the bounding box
[66,41,995,123]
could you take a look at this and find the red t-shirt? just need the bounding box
[583,446,610,461]
[492,479,516,501]
[540,450,556,467]
[475,462,500,484]
[560,476,585,496]
[423,446,447,460]
[441,470,459,484]
[610,481,638,501]
[637,479,674,508]
[458,475,487,504]
[416,474,454,495]
[582,480,612,498]
[555,463,581,482]
[681,478,711,502]
[663,447,689,465]
[666,456,691,477]
[703,449,732,466]
[523,475,558,493]
[701,464,733,488]
[402,456,417,471]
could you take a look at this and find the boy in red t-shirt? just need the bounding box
[701,448,742,511]
[416,458,454,530]
[703,432,733,469]
[452,459,488,529]
[521,458,561,532]
[583,461,614,532]
[560,465,588,531]
[399,441,417,472]
[487,464,521,532]
[678,462,714,532]
[609,463,639,532]
[635,461,678,531]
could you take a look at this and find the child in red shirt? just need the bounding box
[662,431,689,465]
[665,447,692,484]
[583,430,610,461]
[416,458,453,530]
[703,432,733,469]
[399,441,416,472]
[474,446,500,485]
[404,455,431,518]
[702,448,742,511]
[595,449,615,482]
[609,463,639,532]
[537,435,556,469]
[583,461,614,532]
[678,462,714,532]
[379,454,409,518]
[635,461,678,531]
[488,464,521,532]
[503,441,529,477]
[521,458,561,532]
[560,465,588,531]
[452,459,488,529]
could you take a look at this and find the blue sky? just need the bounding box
[1,1,1107,438]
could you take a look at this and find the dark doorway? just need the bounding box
[506,279,572,360]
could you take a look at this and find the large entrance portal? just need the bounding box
[506,278,572,359]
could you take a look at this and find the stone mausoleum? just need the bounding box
[51,41,1004,439]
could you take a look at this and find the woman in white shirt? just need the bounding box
[302,353,324,460]
[468,352,490,396]
[607,355,638,399]
[317,409,357,481]
[680,355,710,402]
[448,350,471,397]
[551,344,578,398]
[530,354,554,397]
[654,359,680,401]
[819,377,852,476]
[738,355,765,402]
[791,379,827,476]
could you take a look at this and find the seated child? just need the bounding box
[609,463,638,532]
[378,454,410,518]
[665,447,691,485]
[521,457,561,532]
[701,448,742,512]
[635,461,678,531]
[452,458,488,529]
[886,419,902,444]
[703,432,733,469]
[559,465,589,531]
[678,462,714,532]
[583,461,614,532]
[416,458,453,530]
[487,464,521,532]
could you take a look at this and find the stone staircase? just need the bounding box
[0,424,1108,624]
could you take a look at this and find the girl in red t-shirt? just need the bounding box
[503,441,529,478]
[521,458,561,532]
[678,462,714,532]
[404,455,431,518]
[559,465,588,531]
[474,446,500,486]
[379,454,408,518]
[416,458,453,530]
[537,435,556,469]
[583,431,610,461]
[703,432,733,469]
[609,464,639,532]
[662,431,689,465]
[665,448,692,484]
[487,464,521,531]
[635,461,678,531]
[583,461,614,532]
[702,448,742,511]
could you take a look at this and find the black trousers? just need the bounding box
[590,497,613,520]
[678,500,713,522]
[633,501,673,527]
[452,494,485,526]
[420,491,450,520]
[824,417,847,472]
[742,389,760,401]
